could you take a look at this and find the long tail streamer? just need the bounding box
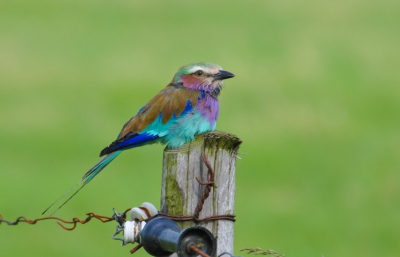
[42,151,122,216]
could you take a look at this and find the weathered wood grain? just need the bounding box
[161,131,242,256]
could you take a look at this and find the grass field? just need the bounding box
[1,1,399,256]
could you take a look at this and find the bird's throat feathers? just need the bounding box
[180,74,223,97]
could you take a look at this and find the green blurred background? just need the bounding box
[1,0,399,256]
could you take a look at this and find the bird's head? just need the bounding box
[172,62,234,96]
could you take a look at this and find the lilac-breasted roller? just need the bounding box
[43,62,234,215]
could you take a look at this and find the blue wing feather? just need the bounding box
[114,132,159,149]
[100,132,159,156]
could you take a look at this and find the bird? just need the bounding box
[42,62,235,215]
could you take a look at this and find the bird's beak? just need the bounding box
[213,70,235,80]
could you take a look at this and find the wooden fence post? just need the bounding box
[161,131,242,256]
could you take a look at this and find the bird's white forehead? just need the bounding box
[187,64,222,74]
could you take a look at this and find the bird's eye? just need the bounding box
[194,70,204,76]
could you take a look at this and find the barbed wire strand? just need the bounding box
[0,208,131,231]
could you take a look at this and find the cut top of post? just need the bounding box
[164,130,242,154]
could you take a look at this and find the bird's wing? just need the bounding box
[100,86,203,156]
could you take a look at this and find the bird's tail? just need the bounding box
[42,150,122,216]
[81,150,122,184]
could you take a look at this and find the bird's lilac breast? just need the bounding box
[197,95,219,127]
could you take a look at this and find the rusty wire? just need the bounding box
[0,208,131,231]
[189,244,211,257]
[129,243,143,254]
[194,153,215,220]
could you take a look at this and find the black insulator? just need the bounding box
[140,217,216,257]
